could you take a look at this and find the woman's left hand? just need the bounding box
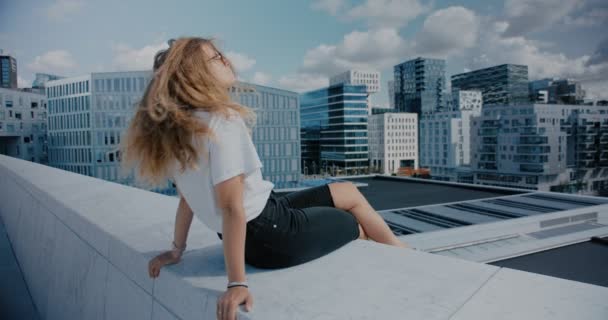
[216,286,253,320]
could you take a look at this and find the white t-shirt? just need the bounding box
[171,109,274,234]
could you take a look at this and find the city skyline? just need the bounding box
[1,0,607,107]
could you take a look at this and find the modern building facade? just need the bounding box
[46,71,154,189]
[300,84,369,175]
[0,88,48,163]
[369,112,418,175]
[329,70,380,115]
[470,103,608,195]
[420,90,482,182]
[451,64,530,106]
[0,51,18,89]
[394,57,446,115]
[388,80,395,109]
[229,83,301,189]
[529,78,586,105]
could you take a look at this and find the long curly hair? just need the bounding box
[118,36,257,189]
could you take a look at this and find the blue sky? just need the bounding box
[2,0,607,105]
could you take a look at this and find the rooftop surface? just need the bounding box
[2,155,608,319]
[276,175,520,211]
[490,236,608,287]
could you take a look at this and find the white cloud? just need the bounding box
[27,50,77,74]
[18,76,31,88]
[301,28,409,76]
[414,6,479,58]
[581,79,608,100]
[109,41,257,74]
[111,42,168,71]
[461,17,608,99]
[252,72,271,85]
[311,0,347,15]
[46,0,85,22]
[346,0,430,28]
[563,2,608,28]
[587,38,608,65]
[225,51,256,72]
[503,0,582,36]
[277,73,329,93]
[298,2,608,98]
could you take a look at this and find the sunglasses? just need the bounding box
[207,51,228,65]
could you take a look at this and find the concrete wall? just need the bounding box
[1,154,607,319]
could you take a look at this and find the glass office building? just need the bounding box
[394,57,446,115]
[451,64,530,106]
[300,84,369,175]
[0,53,18,89]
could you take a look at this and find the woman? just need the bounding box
[119,36,409,320]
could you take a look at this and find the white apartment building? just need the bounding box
[46,71,157,189]
[369,112,418,175]
[420,90,482,182]
[0,87,48,163]
[470,103,608,195]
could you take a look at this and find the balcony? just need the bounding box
[479,128,498,136]
[479,146,497,153]
[517,146,551,154]
[513,155,549,164]
[482,137,498,145]
[519,136,549,145]
[480,120,501,128]
[519,127,539,135]
[520,164,547,173]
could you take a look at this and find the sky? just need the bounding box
[1,0,607,106]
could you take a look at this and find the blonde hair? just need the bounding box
[119,36,258,189]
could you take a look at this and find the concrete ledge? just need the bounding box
[1,154,607,319]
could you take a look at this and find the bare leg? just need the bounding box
[328,182,409,248]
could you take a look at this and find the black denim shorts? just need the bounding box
[217,183,360,269]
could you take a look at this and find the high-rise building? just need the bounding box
[329,70,380,93]
[394,57,446,115]
[470,103,608,195]
[369,112,418,175]
[0,51,18,89]
[529,78,586,105]
[451,64,530,106]
[420,90,482,182]
[0,88,48,163]
[388,80,395,109]
[300,84,369,175]
[330,70,380,115]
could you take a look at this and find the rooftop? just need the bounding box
[1,155,607,319]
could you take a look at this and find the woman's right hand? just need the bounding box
[148,250,181,278]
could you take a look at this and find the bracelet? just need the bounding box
[227,281,248,289]
[172,241,187,253]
